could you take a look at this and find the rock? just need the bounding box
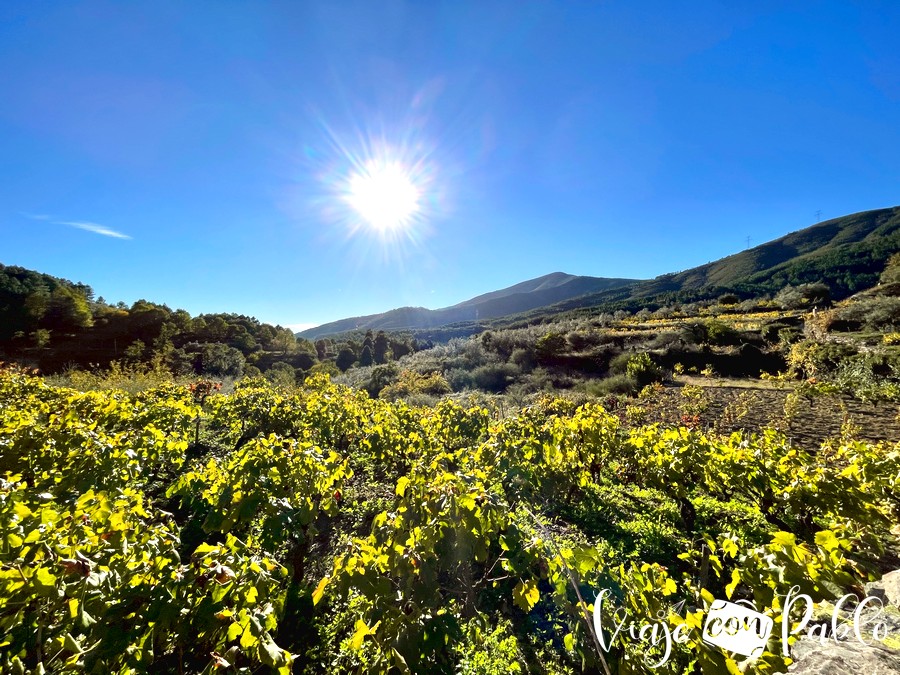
[867,570,900,608]
[789,572,900,673]
[788,639,900,674]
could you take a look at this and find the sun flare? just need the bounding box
[345,160,421,232]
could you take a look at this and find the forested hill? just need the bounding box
[297,272,637,339]
[0,263,326,376]
[537,206,900,315]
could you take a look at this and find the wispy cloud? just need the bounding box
[20,212,132,239]
[57,221,132,240]
[20,212,51,221]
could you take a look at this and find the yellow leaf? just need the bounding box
[395,476,410,497]
[312,576,330,606]
[725,568,741,599]
[771,531,796,548]
[350,620,370,652]
[513,579,540,611]
[33,567,57,595]
[814,530,839,552]
[663,577,677,596]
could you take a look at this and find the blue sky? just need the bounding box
[1,1,898,329]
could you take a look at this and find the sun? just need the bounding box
[344,160,421,232]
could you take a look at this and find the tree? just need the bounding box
[373,331,391,364]
[718,293,740,306]
[266,362,296,387]
[315,339,328,360]
[365,363,400,398]
[204,316,229,341]
[42,286,93,333]
[309,360,339,377]
[336,347,357,372]
[535,332,567,362]
[153,321,179,356]
[271,328,297,355]
[198,343,245,377]
[123,340,146,363]
[359,344,374,367]
[24,287,50,324]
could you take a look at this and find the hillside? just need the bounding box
[300,207,900,339]
[296,272,637,339]
[496,206,900,324]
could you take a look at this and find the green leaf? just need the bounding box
[564,632,575,651]
[63,633,82,655]
[260,638,289,667]
[392,647,412,674]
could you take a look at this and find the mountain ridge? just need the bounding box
[296,272,638,339]
[300,206,900,339]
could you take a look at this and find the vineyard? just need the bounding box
[1,367,899,674]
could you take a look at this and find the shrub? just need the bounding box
[775,282,831,309]
[608,351,632,375]
[625,352,664,387]
[379,369,452,401]
[587,373,638,396]
[718,293,740,306]
[786,340,857,379]
[648,331,683,350]
[454,619,525,675]
[880,252,900,285]
[445,367,475,391]
[761,321,792,344]
[565,331,601,351]
[704,319,738,346]
[842,296,900,330]
[472,363,520,393]
[509,347,536,371]
[265,361,296,387]
[535,332,568,360]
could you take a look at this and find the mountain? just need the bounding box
[296,273,638,339]
[301,206,900,339]
[537,205,900,317]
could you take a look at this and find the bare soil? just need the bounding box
[639,382,900,450]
